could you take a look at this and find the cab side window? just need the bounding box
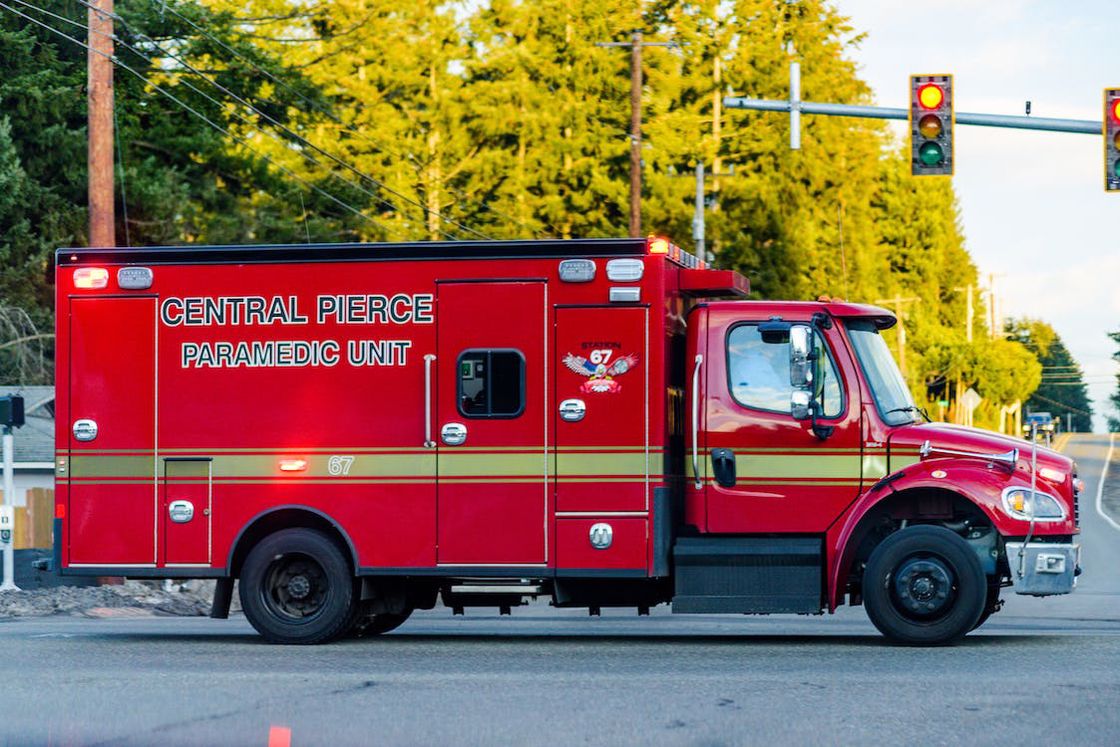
[458,350,525,418]
[727,325,843,417]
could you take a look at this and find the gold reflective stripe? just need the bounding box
[67,451,658,481]
[686,451,868,481]
[70,455,154,478]
[862,454,889,480]
[892,454,921,470]
[556,451,658,477]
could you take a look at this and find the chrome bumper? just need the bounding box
[1005,542,1080,596]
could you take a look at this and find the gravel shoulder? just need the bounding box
[0,580,216,619]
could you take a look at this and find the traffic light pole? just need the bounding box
[1,426,18,591]
[726,62,1101,137]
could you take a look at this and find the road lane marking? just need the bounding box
[1095,433,1120,533]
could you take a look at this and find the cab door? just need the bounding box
[435,281,547,565]
[703,310,864,533]
[68,296,157,565]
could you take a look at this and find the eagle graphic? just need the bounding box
[562,353,639,394]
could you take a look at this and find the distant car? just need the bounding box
[1023,412,1055,436]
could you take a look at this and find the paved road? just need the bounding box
[2,435,1117,746]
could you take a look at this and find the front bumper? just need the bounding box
[1005,542,1080,596]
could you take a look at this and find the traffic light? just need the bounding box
[909,74,953,176]
[1106,88,1120,192]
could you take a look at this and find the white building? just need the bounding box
[2,385,54,508]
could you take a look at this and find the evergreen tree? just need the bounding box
[1006,319,1093,432]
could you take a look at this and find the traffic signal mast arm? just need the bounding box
[723,96,1101,135]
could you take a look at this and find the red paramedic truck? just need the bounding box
[54,237,1082,644]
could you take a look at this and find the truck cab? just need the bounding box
[680,298,1081,642]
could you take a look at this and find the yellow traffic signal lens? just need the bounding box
[918,83,944,110]
[1114,131,1120,150]
[918,114,942,138]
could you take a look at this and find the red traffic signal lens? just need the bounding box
[918,83,944,110]
[1111,99,1120,124]
[918,114,943,139]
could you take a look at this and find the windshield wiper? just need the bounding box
[885,406,931,423]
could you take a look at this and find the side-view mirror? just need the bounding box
[791,390,811,421]
[789,324,814,389]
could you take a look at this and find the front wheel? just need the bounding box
[863,525,987,646]
[240,528,360,645]
[351,609,413,638]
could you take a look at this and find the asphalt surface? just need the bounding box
[2,434,1117,747]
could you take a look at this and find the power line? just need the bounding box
[0,0,391,237]
[46,0,479,241]
[142,0,549,238]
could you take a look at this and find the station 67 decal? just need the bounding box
[562,349,639,393]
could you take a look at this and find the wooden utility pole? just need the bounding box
[88,0,114,247]
[596,33,677,238]
[873,296,921,376]
[628,31,642,237]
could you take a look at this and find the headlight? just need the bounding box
[1001,487,1066,522]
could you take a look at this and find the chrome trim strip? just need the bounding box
[691,354,703,490]
[423,354,436,448]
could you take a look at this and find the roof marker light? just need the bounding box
[73,267,109,289]
[647,237,670,254]
[279,458,308,472]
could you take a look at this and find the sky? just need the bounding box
[835,0,1118,431]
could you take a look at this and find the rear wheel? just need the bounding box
[863,525,986,646]
[240,528,359,645]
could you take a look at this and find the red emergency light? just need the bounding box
[73,267,109,289]
[278,458,308,472]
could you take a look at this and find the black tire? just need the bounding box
[351,609,412,638]
[863,525,987,646]
[971,583,1002,631]
[239,528,360,645]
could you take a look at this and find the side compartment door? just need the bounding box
[435,281,547,565]
[162,458,211,566]
[554,306,649,571]
[68,296,157,566]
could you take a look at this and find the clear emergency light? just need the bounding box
[73,267,109,289]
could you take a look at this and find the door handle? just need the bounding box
[423,354,436,448]
[559,399,586,422]
[441,422,467,446]
[710,448,736,488]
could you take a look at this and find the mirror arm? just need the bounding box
[809,402,834,441]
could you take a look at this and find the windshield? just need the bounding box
[845,320,917,426]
